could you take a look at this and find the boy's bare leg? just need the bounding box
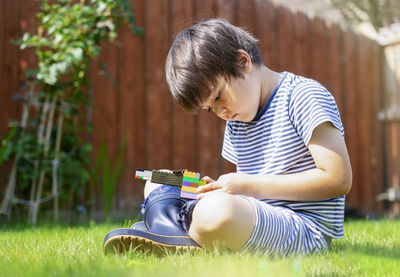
[189,191,256,251]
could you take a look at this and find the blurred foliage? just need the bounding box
[330,0,400,31]
[91,136,128,220]
[1,0,142,220]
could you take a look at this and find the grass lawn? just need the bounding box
[0,219,399,277]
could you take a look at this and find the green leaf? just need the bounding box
[0,126,17,165]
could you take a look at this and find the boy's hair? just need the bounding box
[165,18,263,112]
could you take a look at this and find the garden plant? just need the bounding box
[0,0,142,224]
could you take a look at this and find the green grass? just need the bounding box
[0,220,399,277]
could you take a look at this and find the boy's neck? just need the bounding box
[257,66,282,111]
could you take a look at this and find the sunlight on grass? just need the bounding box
[0,220,399,277]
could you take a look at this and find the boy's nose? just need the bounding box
[215,106,227,119]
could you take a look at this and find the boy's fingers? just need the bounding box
[197,189,223,200]
[197,181,220,193]
[201,176,215,183]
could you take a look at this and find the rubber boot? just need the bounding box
[130,221,146,230]
[103,185,201,255]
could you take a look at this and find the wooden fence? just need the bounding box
[0,0,387,214]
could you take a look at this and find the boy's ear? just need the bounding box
[236,49,252,74]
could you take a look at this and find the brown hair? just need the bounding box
[165,18,263,112]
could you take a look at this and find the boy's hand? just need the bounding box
[197,173,251,199]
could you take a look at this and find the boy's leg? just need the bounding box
[189,191,256,251]
[189,191,329,255]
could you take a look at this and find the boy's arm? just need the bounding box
[198,122,352,201]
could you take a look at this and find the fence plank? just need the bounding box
[145,0,172,169]
[193,0,215,21]
[1,0,20,136]
[293,11,311,77]
[384,122,400,215]
[276,5,295,73]
[90,41,118,212]
[170,0,197,171]
[237,0,256,31]
[393,123,400,215]
[0,0,5,135]
[215,0,236,23]
[343,30,360,208]
[116,0,146,209]
[310,17,329,87]
[91,41,118,157]
[327,23,345,118]
[254,0,278,71]
[357,35,373,211]
[370,42,384,212]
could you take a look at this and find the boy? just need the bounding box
[104,18,352,256]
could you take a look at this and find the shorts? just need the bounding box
[240,196,331,256]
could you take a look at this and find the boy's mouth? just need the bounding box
[229,113,238,120]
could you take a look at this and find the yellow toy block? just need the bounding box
[181,186,197,193]
[184,171,196,178]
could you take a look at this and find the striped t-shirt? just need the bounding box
[222,72,345,238]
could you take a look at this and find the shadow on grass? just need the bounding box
[332,240,400,259]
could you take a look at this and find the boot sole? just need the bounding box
[103,228,201,255]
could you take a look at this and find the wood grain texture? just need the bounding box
[343,30,360,207]
[276,4,295,73]
[254,0,278,70]
[293,11,311,77]
[357,35,373,211]
[115,0,146,209]
[145,0,172,169]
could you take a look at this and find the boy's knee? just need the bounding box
[189,192,241,248]
[193,192,236,231]
[189,192,256,250]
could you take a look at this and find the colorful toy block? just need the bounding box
[135,169,152,180]
[135,169,207,199]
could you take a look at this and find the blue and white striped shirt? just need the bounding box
[222,72,345,238]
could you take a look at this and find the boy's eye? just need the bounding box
[207,92,221,113]
[215,92,221,102]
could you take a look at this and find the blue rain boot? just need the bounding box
[130,221,146,230]
[103,185,201,255]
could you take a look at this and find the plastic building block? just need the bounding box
[181,186,197,193]
[135,169,152,180]
[151,170,184,187]
[135,169,207,199]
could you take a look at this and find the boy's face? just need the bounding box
[200,54,262,122]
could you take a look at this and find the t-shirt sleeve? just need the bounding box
[288,80,344,146]
[221,121,238,165]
